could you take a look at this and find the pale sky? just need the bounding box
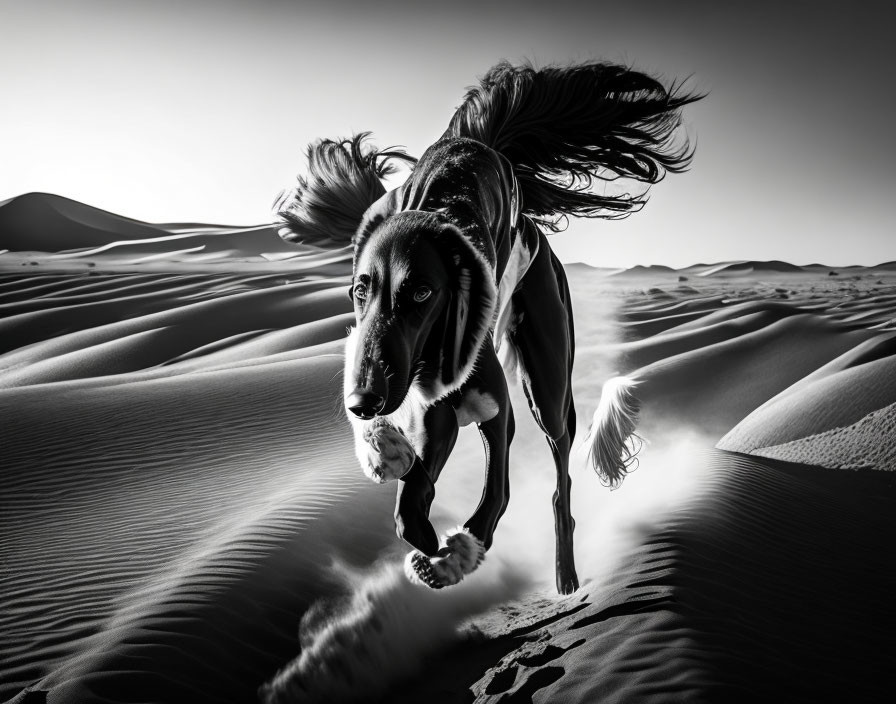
[1,0,893,267]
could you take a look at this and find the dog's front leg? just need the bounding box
[463,344,514,551]
[395,460,439,556]
[398,400,491,590]
[406,342,514,588]
[392,399,457,555]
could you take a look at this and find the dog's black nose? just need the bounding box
[346,389,386,419]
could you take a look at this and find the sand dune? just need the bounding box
[0,193,353,273]
[718,349,896,470]
[2,203,895,702]
[609,264,677,277]
[0,279,352,387]
[0,193,172,251]
[691,259,805,277]
[2,345,417,702]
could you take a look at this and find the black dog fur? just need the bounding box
[277,61,700,593]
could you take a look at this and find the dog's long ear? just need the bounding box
[436,224,497,391]
[274,133,415,247]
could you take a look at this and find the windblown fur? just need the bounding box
[274,133,415,245]
[445,61,702,229]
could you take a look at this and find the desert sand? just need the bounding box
[2,194,895,703]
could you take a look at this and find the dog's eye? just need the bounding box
[353,283,368,301]
[413,286,432,303]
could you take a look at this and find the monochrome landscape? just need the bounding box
[2,192,894,702]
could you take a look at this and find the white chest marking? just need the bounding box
[455,389,500,427]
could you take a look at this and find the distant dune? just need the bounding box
[0,192,172,250]
[0,192,352,271]
[689,259,805,277]
[609,263,677,276]
[2,195,895,702]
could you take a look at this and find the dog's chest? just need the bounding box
[454,388,499,427]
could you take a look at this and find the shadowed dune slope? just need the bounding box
[1,355,397,702]
[391,451,896,704]
[629,314,878,438]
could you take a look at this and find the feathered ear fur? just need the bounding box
[435,223,497,394]
[274,132,415,246]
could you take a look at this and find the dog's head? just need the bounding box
[344,210,496,419]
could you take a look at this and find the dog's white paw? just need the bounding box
[445,527,486,573]
[360,422,415,484]
[404,528,485,589]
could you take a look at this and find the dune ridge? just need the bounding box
[0,193,173,251]
[752,401,896,470]
[0,193,353,274]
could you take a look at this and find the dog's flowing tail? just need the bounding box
[444,61,702,230]
[581,376,642,488]
[274,133,415,245]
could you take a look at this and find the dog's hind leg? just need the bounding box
[510,234,580,594]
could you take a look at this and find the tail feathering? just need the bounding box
[445,61,703,229]
[583,376,642,488]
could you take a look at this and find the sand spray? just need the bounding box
[259,557,529,703]
[260,412,712,702]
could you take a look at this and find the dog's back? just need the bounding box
[363,137,527,281]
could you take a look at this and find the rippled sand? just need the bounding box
[3,244,895,702]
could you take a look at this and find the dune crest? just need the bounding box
[0,192,353,273]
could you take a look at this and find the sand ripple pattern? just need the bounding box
[3,267,896,702]
[0,271,386,701]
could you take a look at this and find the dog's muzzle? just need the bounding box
[346,388,386,419]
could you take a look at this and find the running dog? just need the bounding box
[277,61,700,593]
